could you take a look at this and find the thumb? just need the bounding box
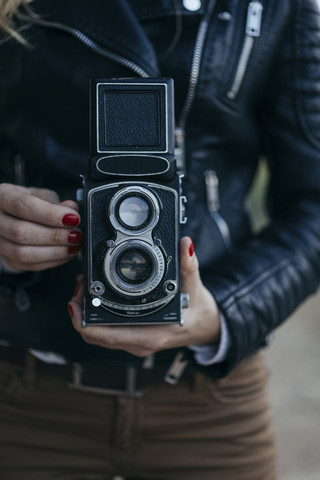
[180,236,201,298]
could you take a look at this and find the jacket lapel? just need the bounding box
[32,0,160,77]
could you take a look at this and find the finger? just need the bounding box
[68,302,113,348]
[68,276,181,355]
[68,308,155,356]
[0,256,74,272]
[0,237,80,269]
[1,255,79,272]
[180,236,201,299]
[0,184,80,228]
[0,211,83,246]
[22,258,75,271]
[71,275,84,302]
[29,187,60,204]
[60,200,79,211]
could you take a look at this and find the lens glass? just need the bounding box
[117,248,152,284]
[118,196,150,229]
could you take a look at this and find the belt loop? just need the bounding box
[23,351,37,389]
[126,366,138,395]
[191,371,206,392]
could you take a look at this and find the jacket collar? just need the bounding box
[32,0,161,77]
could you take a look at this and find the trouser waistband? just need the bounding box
[0,345,194,397]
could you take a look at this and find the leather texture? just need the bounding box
[0,0,319,377]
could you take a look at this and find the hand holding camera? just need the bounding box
[68,77,221,351]
[69,236,221,357]
[0,183,82,271]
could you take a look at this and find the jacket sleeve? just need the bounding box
[197,0,320,378]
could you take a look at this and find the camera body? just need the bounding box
[82,78,187,326]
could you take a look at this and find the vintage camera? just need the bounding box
[82,78,188,326]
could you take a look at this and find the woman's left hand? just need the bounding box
[68,236,221,357]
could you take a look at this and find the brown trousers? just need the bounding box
[0,352,277,480]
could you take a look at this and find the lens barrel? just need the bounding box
[108,186,160,235]
[103,239,165,296]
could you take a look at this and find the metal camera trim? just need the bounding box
[103,239,166,297]
[96,81,169,154]
[96,154,170,177]
[108,186,160,235]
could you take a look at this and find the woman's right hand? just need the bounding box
[0,183,83,272]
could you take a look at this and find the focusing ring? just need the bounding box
[103,240,165,296]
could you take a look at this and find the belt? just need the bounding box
[0,345,192,397]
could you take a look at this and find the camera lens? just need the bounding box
[118,195,150,229]
[108,186,160,234]
[116,248,152,284]
[104,239,165,296]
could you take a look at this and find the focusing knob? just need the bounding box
[90,281,105,296]
[163,280,178,295]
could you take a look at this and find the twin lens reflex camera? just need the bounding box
[81,78,188,326]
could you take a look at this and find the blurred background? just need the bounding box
[266,292,320,480]
[247,160,320,479]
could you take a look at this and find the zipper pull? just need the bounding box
[14,287,32,312]
[205,170,233,251]
[205,170,220,212]
[246,1,263,38]
[164,351,189,385]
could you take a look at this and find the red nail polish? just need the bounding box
[73,285,80,297]
[68,230,83,244]
[68,245,81,255]
[67,303,73,317]
[62,214,79,227]
[189,240,194,257]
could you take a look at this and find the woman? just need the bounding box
[0,0,319,479]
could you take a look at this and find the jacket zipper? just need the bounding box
[22,5,217,172]
[20,6,233,252]
[226,0,263,100]
[19,14,151,78]
[175,0,218,173]
[205,170,232,251]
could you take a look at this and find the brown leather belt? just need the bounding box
[0,345,192,396]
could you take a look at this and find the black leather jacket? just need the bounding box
[0,0,319,377]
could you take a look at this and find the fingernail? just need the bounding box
[189,240,194,257]
[73,285,80,297]
[68,230,83,244]
[67,303,73,317]
[68,245,81,255]
[62,214,80,227]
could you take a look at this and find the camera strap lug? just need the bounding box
[180,195,187,224]
[164,351,189,385]
[175,128,186,175]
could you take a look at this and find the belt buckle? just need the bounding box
[68,363,142,397]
